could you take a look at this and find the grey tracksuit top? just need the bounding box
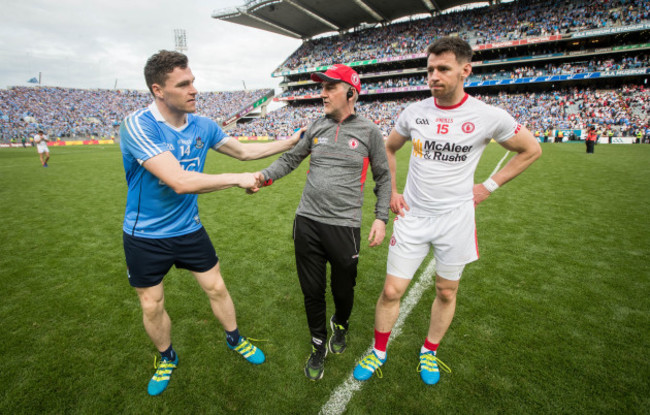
[261,114,391,228]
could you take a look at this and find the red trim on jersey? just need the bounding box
[360,157,370,185]
[359,157,370,192]
[514,123,522,135]
[434,93,469,110]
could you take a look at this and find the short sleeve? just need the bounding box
[121,112,166,164]
[209,120,229,150]
[394,106,411,138]
[491,107,520,143]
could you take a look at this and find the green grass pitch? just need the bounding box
[0,142,648,414]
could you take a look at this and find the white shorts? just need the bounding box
[37,143,49,153]
[387,201,478,280]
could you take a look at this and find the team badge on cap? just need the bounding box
[310,64,362,93]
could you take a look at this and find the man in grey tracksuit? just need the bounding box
[259,64,391,381]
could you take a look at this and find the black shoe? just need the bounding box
[304,345,327,381]
[328,316,348,354]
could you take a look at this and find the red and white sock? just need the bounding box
[372,329,391,360]
[421,338,439,355]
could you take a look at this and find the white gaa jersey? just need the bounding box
[34,134,49,151]
[395,94,520,216]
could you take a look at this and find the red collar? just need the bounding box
[434,93,469,110]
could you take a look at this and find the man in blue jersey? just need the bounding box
[120,50,303,396]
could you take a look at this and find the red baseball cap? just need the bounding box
[311,64,361,93]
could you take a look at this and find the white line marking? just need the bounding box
[490,150,511,177]
[319,258,437,415]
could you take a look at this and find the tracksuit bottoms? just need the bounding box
[293,215,360,350]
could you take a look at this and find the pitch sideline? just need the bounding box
[318,150,512,415]
[319,258,437,415]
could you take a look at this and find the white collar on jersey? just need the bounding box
[148,101,189,132]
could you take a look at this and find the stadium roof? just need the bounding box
[212,0,492,39]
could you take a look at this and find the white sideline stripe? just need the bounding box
[319,258,437,415]
[490,151,511,177]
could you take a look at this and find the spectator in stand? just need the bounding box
[275,0,648,73]
[0,86,271,142]
[238,84,648,140]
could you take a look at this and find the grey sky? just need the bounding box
[0,0,302,91]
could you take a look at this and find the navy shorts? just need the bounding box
[123,227,219,288]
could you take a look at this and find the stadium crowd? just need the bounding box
[0,86,271,141]
[2,0,648,144]
[231,85,648,138]
[276,0,650,72]
[279,55,650,97]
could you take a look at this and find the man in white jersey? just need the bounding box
[353,37,541,385]
[34,130,50,167]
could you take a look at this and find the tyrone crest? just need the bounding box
[462,122,475,133]
[348,138,359,149]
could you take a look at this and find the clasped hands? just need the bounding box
[241,172,265,194]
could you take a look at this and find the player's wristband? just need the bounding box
[482,177,499,193]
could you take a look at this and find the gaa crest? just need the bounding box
[461,122,475,133]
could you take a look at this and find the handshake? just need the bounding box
[239,171,267,194]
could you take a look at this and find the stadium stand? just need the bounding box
[224,0,648,141]
[2,0,648,143]
[272,0,649,72]
[0,86,272,142]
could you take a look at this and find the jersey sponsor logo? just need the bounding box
[195,136,204,149]
[179,157,200,172]
[348,138,359,149]
[412,138,473,162]
[462,122,475,133]
[415,118,430,125]
[314,136,329,145]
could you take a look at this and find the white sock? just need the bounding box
[420,345,436,355]
[373,348,386,360]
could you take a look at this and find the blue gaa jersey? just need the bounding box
[120,102,229,238]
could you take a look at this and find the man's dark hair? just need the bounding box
[426,37,473,63]
[144,50,189,95]
[38,130,44,134]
